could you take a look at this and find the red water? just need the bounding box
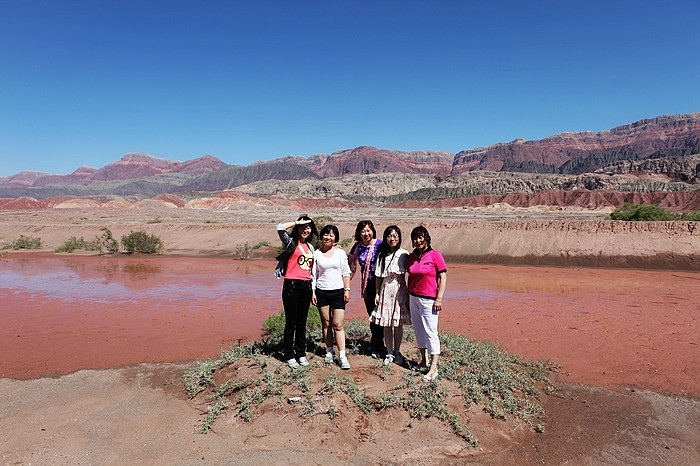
[2,253,698,396]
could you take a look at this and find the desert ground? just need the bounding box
[1,205,699,465]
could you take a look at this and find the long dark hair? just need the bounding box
[276,214,318,262]
[290,214,318,245]
[376,225,401,275]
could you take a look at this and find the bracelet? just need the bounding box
[344,288,351,291]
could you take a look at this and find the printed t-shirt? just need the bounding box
[407,248,446,299]
[285,243,313,281]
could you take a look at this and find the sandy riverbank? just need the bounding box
[1,207,699,464]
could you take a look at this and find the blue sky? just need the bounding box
[1,0,699,176]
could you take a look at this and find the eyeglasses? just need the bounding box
[387,233,400,239]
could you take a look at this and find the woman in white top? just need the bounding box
[312,224,352,369]
[371,225,411,366]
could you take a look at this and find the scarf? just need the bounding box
[360,240,376,298]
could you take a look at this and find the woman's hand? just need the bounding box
[344,289,350,303]
[433,299,442,312]
[311,293,317,306]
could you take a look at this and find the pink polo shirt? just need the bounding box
[407,248,446,299]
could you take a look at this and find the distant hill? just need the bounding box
[0,113,698,202]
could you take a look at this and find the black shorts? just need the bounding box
[315,288,346,310]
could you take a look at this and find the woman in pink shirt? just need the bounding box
[275,215,318,369]
[407,226,447,382]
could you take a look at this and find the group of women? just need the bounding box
[275,216,446,381]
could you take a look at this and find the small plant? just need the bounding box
[55,236,93,253]
[184,320,556,445]
[262,307,322,339]
[120,231,163,254]
[146,217,162,224]
[607,203,700,221]
[1,235,42,250]
[680,209,700,221]
[95,228,119,254]
[234,241,270,260]
[609,203,676,221]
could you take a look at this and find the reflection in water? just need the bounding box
[122,263,163,281]
[2,255,698,396]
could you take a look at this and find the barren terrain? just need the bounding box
[1,206,699,464]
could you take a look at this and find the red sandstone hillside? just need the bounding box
[453,114,700,173]
[88,153,227,181]
[0,154,227,188]
[0,114,698,210]
[267,146,454,177]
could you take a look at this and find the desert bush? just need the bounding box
[55,236,93,253]
[235,241,270,260]
[609,203,677,221]
[679,209,700,221]
[120,230,163,254]
[95,228,119,254]
[184,318,556,445]
[262,307,322,338]
[2,235,42,250]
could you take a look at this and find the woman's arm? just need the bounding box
[374,276,383,305]
[434,271,446,312]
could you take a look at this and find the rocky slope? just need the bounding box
[453,114,700,174]
[0,114,698,210]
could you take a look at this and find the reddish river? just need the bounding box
[2,253,698,396]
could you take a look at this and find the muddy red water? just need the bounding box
[2,253,698,397]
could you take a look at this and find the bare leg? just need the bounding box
[383,326,394,354]
[318,305,334,350]
[332,309,346,352]
[426,354,439,379]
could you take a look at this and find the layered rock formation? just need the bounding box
[0,114,698,211]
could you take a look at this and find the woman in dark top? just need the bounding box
[348,220,386,358]
[275,214,318,368]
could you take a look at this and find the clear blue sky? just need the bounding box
[2,0,699,176]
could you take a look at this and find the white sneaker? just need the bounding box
[287,358,299,369]
[298,357,309,366]
[383,354,395,366]
[324,352,334,364]
[339,355,351,370]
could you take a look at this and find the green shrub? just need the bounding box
[262,307,322,337]
[235,241,270,260]
[55,236,92,253]
[680,209,700,221]
[1,235,42,250]
[120,230,163,254]
[95,228,119,254]
[55,229,119,254]
[609,203,677,221]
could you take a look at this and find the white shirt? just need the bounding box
[312,248,351,290]
[374,248,409,277]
